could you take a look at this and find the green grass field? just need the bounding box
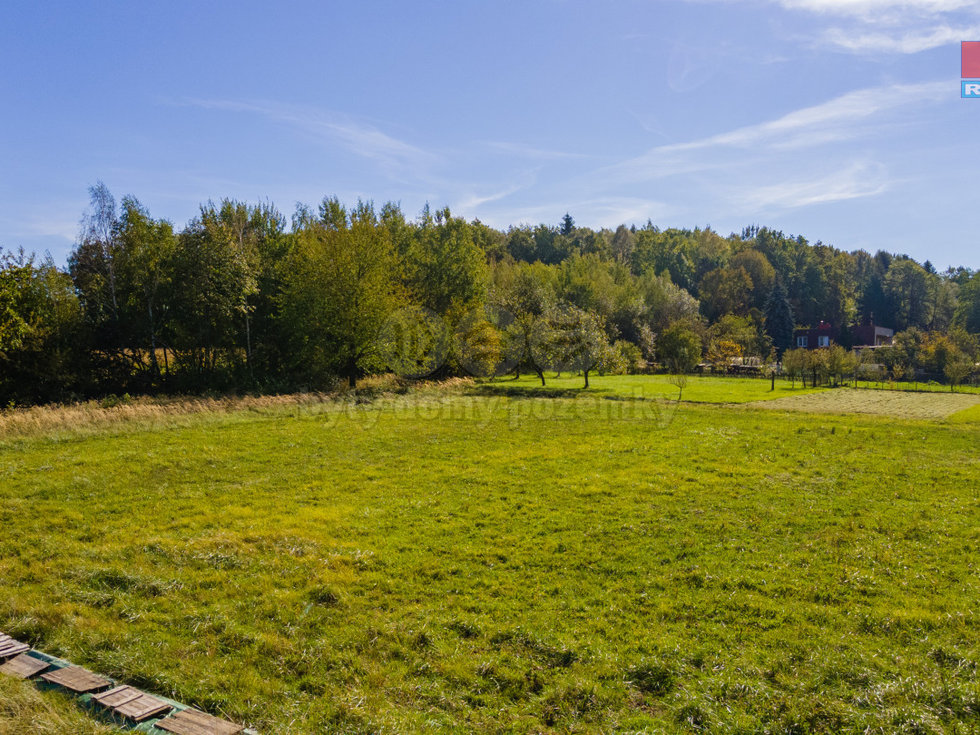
[2,378,980,733]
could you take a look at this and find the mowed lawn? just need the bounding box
[2,384,980,733]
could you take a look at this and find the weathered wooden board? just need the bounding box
[93,684,172,722]
[0,634,30,659]
[155,707,244,735]
[40,665,112,693]
[0,653,49,679]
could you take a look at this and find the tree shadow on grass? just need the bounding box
[466,383,683,404]
[466,384,589,399]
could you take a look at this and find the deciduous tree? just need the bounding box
[282,200,407,388]
[657,323,701,373]
[0,249,82,403]
[547,305,612,388]
[494,262,556,384]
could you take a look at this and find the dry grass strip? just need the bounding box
[0,376,475,441]
[0,392,334,440]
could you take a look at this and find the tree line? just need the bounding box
[1,184,979,404]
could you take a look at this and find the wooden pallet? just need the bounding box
[155,707,244,735]
[0,653,49,679]
[93,684,172,722]
[0,634,30,659]
[40,665,112,693]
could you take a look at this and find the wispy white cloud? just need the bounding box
[177,98,438,177]
[482,141,593,161]
[0,209,79,242]
[763,0,980,53]
[734,160,890,210]
[492,197,672,230]
[454,182,530,212]
[604,81,946,184]
[681,81,946,148]
[820,23,980,53]
[0,206,81,263]
[774,0,973,17]
[580,197,674,227]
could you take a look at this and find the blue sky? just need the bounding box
[1,0,978,268]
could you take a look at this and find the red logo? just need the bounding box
[963,42,980,78]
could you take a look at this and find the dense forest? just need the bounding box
[2,183,979,404]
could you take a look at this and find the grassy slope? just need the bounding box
[1,387,979,733]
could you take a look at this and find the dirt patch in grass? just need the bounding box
[749,387,980,420]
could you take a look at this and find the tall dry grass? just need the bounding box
[0,676,114,735]
[0,393,334,441]
[0,375,474,441]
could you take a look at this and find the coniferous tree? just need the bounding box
[954,272,980,334]
[560,213,575,236]
[764,279,795,357]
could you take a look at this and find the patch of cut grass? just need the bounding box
[751,386,980,419]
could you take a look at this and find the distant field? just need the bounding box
[2,381,980,733]
[479,372,826,403]
[753,386,980,420]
